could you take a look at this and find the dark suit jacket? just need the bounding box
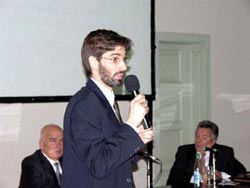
[167,143,247,188]
[19,149,61,188]
[62,79,145,188]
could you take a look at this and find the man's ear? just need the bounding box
[89,56,99,70]
[39,139,44,150]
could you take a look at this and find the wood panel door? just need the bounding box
[153,32,210,187]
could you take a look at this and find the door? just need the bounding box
[153,32,210,187]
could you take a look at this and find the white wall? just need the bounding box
[0,102,149,188]
[0,103,66,187]
[1,0,250,187]
[155,0,250,170]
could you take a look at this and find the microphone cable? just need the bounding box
[138,152,163,185]
[152,156,162,186]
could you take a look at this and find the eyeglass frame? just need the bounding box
[101,56,129,65]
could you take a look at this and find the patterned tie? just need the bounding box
[113,100,123,124]
[54,162,61,185]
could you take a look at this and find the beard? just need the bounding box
[98,63,124,88]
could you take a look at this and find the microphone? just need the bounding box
[203,146,218,153]
[124,75,150,129]
[137,151,159,161]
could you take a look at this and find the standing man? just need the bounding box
[62,29,154,188]
[19,124,63,188]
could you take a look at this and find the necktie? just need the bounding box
[113,100,122,124]
[54,162,61,185]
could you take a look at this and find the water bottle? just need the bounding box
[193,152,202,188]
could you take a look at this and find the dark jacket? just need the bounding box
[62,79,145,188]
[167,143,247,188]
[19,149,61,188]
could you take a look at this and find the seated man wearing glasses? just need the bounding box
[167,120,247,188]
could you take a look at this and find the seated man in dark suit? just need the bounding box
[19,124,63,188]
[166,120,247,188]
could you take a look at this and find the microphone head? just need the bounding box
[204,146,218,153]
[124,75,140,92]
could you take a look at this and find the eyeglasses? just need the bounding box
[101,56,129,65]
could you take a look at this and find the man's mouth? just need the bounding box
[115,72,125,80]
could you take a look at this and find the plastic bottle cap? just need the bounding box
[196,152,202,159]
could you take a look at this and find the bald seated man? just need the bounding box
[19,124,63,188]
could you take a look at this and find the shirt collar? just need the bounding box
[90,78,115,106]
[41,151,62,173]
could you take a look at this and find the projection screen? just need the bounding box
[0,0,153,102]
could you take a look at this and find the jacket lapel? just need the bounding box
[38,150,60,186]
[86,79,120,126]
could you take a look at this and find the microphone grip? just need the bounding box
[142,117,150,129]
[131,90,150,129]
[132,90,139,97]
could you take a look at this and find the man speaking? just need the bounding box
[62,29,154,188]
